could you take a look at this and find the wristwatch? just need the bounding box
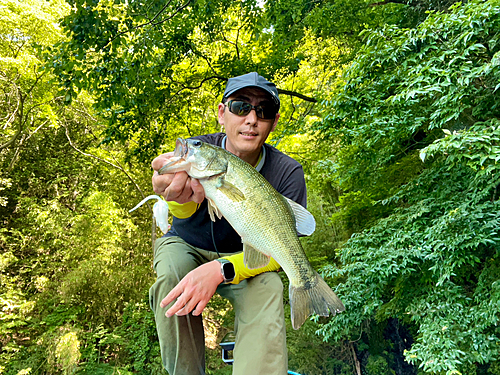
[216,259,235,284]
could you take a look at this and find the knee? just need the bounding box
[256,272,283,297]
[153,238,197,281]
[154,255,196,287]
[149,270,186,312]
[156,272,181,292]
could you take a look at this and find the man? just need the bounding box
[150,72,307,374]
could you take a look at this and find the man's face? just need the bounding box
[218,87,280,164]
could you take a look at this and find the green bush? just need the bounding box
[317,1,500,373]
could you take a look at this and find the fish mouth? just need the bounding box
[173,138,188,157]
[158,138,189,175]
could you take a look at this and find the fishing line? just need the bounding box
[211,220,220,257]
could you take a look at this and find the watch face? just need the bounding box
[222,262,235,281]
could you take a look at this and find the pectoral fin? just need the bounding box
[217,177,245,202]
[243,243,270,269]
[283,196,316,236]
[207,198,222,222]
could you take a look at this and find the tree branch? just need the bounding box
[176,75,228,91]
[0,84,22,151]
[7,107,65,171]
[369,0,406,7]
[24,118,50,143]
[220,32,239,59]
[7,132,26,172]
[277,89,317,103]
[0,111,21,150]
[150,0,191,27]
[63,124,151,212]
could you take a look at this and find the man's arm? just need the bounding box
[222,252,281,283]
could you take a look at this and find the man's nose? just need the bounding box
[245,108,258,125]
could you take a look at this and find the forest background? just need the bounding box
[1,0,499,374]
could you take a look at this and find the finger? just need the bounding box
[191,300,209,316]
[166,173,194,203]
[160,286,182,309]
[166,172,189,197]
[165,296,189,317]
[152,173,174,196]
[152,152,174,171]
[174,298,200,317]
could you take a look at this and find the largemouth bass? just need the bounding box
[159,138,345,329]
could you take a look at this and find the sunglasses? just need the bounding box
[225,100,277,120]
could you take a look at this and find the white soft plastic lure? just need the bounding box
[129,195,170,233]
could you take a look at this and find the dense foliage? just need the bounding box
[1,0,499,374]
[1,1,158,373]
[50,0,425,162]
[316,0,500,373]
[51,0,281,161]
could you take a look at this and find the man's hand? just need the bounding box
[160,261,224,317]
[151,152,205,204]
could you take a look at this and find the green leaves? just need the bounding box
[321,159,500,371]
[315,0,500,372]
[422,120,500,175]
[0,0,69,162]
[318,0,500,181]
[52,0,294,161]
[3,0,500,373]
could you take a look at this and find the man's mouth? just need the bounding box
[240,132,258,137]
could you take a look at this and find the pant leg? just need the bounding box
[149,236,207,375]
[218,271,288,375]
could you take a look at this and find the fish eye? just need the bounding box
[192,140,202,147]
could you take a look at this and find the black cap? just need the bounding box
[223,72,280,110]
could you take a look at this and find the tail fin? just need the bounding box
[289,271,345,330]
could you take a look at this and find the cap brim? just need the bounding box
[224,85,280,107]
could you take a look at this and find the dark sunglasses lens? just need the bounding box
[258,107,276,120]
[231,101,252,116]
[228,101,276,119]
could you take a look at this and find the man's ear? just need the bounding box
[218,103,225,125]
[271,113,280,132]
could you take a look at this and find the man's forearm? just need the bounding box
[221,252,281,284]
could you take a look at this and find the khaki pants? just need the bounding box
[149,236,288,375]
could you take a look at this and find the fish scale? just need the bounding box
[159,138,345,329]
